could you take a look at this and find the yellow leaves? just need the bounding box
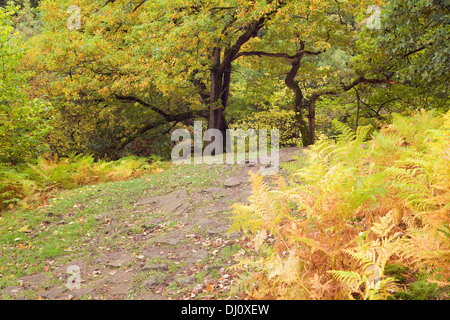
[18,225,31,233]
[229,111,450,299]
[370,211,396,237]
[333,236,402,300]
[267,250,301,283]
[254,229,267,251]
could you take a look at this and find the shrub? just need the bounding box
[0,154,164,212]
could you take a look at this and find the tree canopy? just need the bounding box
[1,0,448,158]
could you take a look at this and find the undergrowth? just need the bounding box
[0,154,165,212]
[228,109,449,300]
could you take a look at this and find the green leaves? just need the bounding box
[374,0,449,86]
[0,5,52,165]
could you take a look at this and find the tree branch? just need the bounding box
[115,94,207,122]
[233,51,295,61]
[116,120,168,151]
[232,30,330,62]
[115,95,171,120]
[218,1,286,74]
[342,76,396,92]
[309,76,397,105]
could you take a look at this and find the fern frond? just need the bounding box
[332,120,356,143]
[342,248,375,270]
[328,270,362,287]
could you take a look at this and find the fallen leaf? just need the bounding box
[19,225,31,233]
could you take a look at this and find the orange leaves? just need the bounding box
[78,215,85,226]
[18,242,32,250]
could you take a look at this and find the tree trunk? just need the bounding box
[354,88,360,131]
[307,93,318,145]
[285,57,311,147]
[208,47,229,154]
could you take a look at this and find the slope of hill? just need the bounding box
[0,148,301,300]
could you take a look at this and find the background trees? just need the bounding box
[1,0,448,159]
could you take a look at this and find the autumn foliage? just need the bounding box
[229,110,449,299]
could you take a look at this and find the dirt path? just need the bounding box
[2,148,302,300]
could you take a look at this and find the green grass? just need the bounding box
[221,244,241,260]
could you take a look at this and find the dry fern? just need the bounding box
[229,110,450,300]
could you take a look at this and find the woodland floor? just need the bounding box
[0,147,302,300]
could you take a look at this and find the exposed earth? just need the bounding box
[1,148,302,300]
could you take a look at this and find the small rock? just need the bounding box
[139,293,168,300]
[155,234,183,246]
[2,286,22,296]
[144,277,159,288]
[37,287,65,299]
[197,219,214,229]
[223,177,242,187]
[108,270,132,284]
[143,263,169,271]
[93,213,107,221]
[202,187,225,194]
[19,274,51,289]
[142,217,163,229]
[97,252,132,268]
[207,226,229,236]
[175,275,196,286]
[110,283,131,295]
[207,205,231,213]
[201,187,226,199]
[205,265,222,273]
[107,259,128,268]
[71,287,94,298]
[185,250,208,264]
